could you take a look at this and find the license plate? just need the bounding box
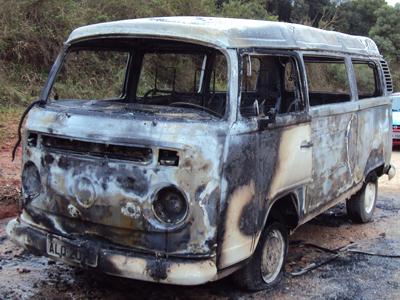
[393,132,400,139]
[46,235,98,267]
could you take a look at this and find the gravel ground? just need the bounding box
[0,148,399,300]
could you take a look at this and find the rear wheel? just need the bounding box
[233,222,288,291]
[346,178,378,223]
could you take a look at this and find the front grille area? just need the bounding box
[41,135,152,163]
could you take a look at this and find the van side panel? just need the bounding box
[218,118,312,269]
[356,97,392,178]
[218,124,281,268]
[305,97,392,215]
[306,105,359,213]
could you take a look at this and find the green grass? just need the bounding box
[0,107,23,146]
[0,0,398,108]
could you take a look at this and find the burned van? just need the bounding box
[7,17,396,291]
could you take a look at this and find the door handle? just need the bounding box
[300,141,313,148]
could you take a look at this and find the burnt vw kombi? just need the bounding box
[7,17,396,291]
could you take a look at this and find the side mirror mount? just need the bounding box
[246,55,252,77]
[257,109,276,130]
[253,99,260,116]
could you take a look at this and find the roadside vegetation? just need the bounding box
[0,107,21,145]
[0,0,399,108]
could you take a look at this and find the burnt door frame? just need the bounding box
[301,52,359,214]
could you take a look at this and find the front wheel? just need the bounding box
[346,178,378,223]
[233,222,288,291]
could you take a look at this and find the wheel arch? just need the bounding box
[255,192,301,250]
[363,147,386,180]
[266,193,300,231]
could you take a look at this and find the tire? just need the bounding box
[233,222,288,291]
[346,178,378,223]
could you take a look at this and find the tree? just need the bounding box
[289,0,338,29]
[218,0,277,20]
[336,0,386,36]
[370,4,400,65]
[370,4,400,91]
[265,0,292,22]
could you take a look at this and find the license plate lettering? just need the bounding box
[47,236,97,267]
[48,241,81,260]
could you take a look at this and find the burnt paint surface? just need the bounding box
[217,99,391,269]
[306,109,358,212]
[218,115,313,268]
[222,125,280,225]
[357,101,392,177]
[21,101,227,258]
[306,98,392,214]
[7,218,217,283]
[16,76,393,279]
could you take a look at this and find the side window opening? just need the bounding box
[304,57,351,106]
[352,60,381,99]
[240,55,302,118]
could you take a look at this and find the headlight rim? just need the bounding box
[21,161,42,200]
[151,186,189,226]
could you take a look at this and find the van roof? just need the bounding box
[67,17,380,56]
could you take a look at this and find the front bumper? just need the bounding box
[6,218,217,285]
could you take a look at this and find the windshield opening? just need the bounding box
[51,50,129,101]
[49,38,228,118]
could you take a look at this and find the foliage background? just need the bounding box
[0,0,399,107]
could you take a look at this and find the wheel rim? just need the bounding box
[364,182,377,214]
[261,228,285,284]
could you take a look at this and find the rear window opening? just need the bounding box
[49,38,228,118]
[304,57,351,106]
[352,60,382,99]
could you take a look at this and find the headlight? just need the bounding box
[22,162,41,199]
[152,187,188,224]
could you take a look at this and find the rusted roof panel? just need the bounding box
[67,17,380,56]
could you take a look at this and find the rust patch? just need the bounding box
[146,258,169,281]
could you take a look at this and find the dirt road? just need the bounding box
[0,110,21,219]
[0,116,399,299]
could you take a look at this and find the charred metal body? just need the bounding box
[7,17,396,287]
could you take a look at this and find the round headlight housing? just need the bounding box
[22,161,41,199]
[152,187,188,224]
